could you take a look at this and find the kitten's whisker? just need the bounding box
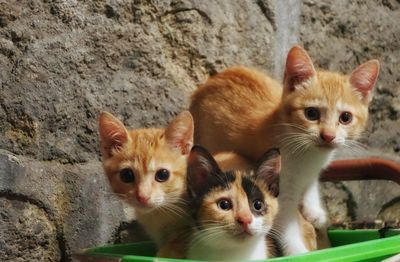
[271,123,310,133]
[158,203,187,218]
[279,133,314,159]
[190,228,225,249]
[341,140,368,155]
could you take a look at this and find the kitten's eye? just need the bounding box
[339,112,353,125]
[304,107,320,121]
[155,169,170,182]
[217,199,232,211]
[253,200,264,211]
[119,168,135,183]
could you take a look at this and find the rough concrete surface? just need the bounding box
[0,0,399,261]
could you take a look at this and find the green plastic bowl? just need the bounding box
[76,229,400,262]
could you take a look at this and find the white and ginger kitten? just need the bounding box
[189,45,379,255]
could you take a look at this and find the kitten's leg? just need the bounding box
[301,180,328,229]
[275,212,309,255]
[316,227,331,249]
[298,211,317,251]
[301,180,331,249]
[274,194,309,255]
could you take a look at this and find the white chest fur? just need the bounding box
[187,235,267,261]
[274,147,334,255]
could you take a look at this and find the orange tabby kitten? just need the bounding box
[99,111,194,258]
[190,46,379,255]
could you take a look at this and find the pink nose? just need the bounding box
[136,194,150,205]
[237,216,252,230]
[320,132,335,143]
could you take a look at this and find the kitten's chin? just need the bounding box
[233,229,264,241]
[235,231,254,239]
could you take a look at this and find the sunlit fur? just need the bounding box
[213,151,254,171]
[190,68,371,160]
[99,111,194,258]
[189,46,378,255]
[280,70,369,154]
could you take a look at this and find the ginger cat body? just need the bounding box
[99,111,194,258]
[190,46,379,255]
[186,146,280,260]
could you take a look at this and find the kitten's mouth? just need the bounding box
[234,229,253,238]
[133,202,156,211]
[316,141,337,149]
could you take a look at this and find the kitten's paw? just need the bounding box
[316,227,332,249]
[301,205,328,229]
[283,242,309,256]
[281,227,310,256]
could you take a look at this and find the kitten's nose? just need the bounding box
[136,194,150,205]
[237,216,252,229]
[320,132,336,143]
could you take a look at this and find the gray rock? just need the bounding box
[0,198,61,262]
[320,182,356,224]
[0,0,276,164]
[0,150,133,260]
[342,180,400,222]
[378,196,400,221]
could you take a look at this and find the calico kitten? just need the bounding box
[214,151,317,254]
[99,111,194,258]
[189,46,379,255]
[186,145,280,261]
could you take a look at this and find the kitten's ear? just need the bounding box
[187,146,221,198]
[349,60,380,103]
[283,45,316,92]
[165,111,194,155]
[99,111,129,158]
[255,148,281,197]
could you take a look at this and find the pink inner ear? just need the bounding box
[99,113,128,157]
[165,111,194,155]
[188,152,208,194]
[257,155,281,178]
[284,46,316,91]
[350,60,379,100]
[166,128,193,155]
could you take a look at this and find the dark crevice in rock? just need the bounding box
[256,0,276,31]
[0,190,55,218]
[57,232,69,262]
[379,196,400,213]
[104,4,120,19]
[162,8,212,25]
[112,220,149,244]
[0,190,69,261]
[338,183,358,221]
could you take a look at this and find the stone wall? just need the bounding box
[0,0,399,261]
